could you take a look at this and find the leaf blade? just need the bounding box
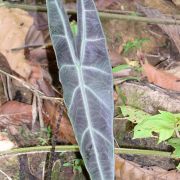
[46,0,114,179]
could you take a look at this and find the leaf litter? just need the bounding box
[0,0,180,179]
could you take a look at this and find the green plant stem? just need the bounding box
[0,145,176,159]
[1,2,180,25]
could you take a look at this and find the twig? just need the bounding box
[37,95,44,128]
[44,105,64,180]
[7,76,12,100]
[0,169,12,180]
[0,145,177,159]
[0,69,63,103]
[1,2,180,25]
[32,94,37,129]
[0,74,9,101]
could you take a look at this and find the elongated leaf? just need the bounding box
[46,0,114,179]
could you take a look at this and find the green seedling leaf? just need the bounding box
[133,111,177,143]
[121,76,140,82]
[63,162,73,167]
[73,159,84,173]
[168,138,180,158]
[63,159,84,174]
[112,64,130,73]
[120,105,150,123]
[70,20,77,36]
[177,163,180,170]
[38,137,48,145]
[123,38,149,53]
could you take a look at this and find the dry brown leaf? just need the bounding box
[96,0,120,9]
[115,155,180,180]
[137,4,180,53]
[109,50,126,67]
[24,12,76,143]
[25,12,50,65]
[0,7,33,78]
[43,101,76,144]
[138,52,180,92]
[142,61,180,91]
[172,0,180,8]
[0,101,32,128]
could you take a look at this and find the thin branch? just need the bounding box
[32,94,37,129]
[7,76,12,100]
[0,69,63,103]
[0,2,180,25]
[0,145,177,159]
[1,74,9,101]
[37,95,44,128]
[44,105,64,180]
[0,169,12,180]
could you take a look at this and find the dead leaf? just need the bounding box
[0,7,33,78]
[24,12,75,144]
[137,4,180,53]
[25,12,50,65]
[109,50,126,67]
[172,0,180,8]
[0,101,32,128]
[138,52,180,92]
[115,155,180,180]
[142,61,180,91]
[43,101,77,144]
[96,0,120,9]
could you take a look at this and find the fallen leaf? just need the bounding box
[172,0,180,8]
[96,0,120,9]
[24,12,76,144]
[143,61,180,91]
[109,50,126,67]
[0,101,32,128]
[25,12,50,65]
[138,52,180,92]
[43,101,77,144]
[137,4,180,53]
[0,7,33,78]
[115,155,180,180]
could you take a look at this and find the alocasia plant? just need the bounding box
[46,0,114,179]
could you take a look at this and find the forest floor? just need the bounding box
[0,0,180,179]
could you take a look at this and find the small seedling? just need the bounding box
[70,20,77,36]
[63,159,84,174]
[112,64,130,73]
[133,111,180,143]
[121,107,180,168]
[123,38,149,53]
[38,126,52,145]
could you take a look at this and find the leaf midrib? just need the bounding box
[54,0,105,179]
